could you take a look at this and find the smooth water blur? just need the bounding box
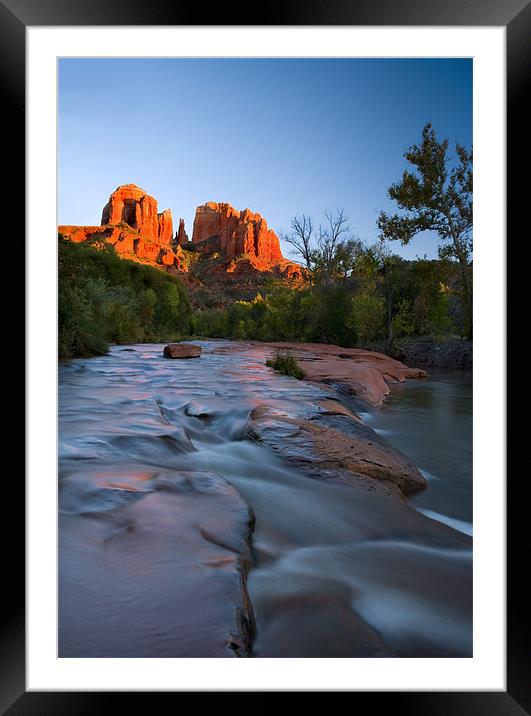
[347,370,473,530]
[59,342,472,657]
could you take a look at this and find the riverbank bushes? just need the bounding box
[387,336,473,369]
[59,237,191,358]
[59,220,471,366]
[191,250,469,350]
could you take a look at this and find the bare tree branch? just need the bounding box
[279,214,315,278]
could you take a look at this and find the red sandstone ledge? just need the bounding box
[214,341,425,406]
[268,342,426,405]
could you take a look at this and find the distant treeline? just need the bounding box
[59,237,470,360]
[59,238,191,358]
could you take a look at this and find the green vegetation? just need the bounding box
[59,237,191,359]
[266,351,305,379]
[192,123,472,349]
[192,251,467,348]
[378,122,472,337]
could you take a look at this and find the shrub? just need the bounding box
[266,351,305,379]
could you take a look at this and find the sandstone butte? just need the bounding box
[58,184,303,281]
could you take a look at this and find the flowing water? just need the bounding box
[59,341,472,658]
[346,369,473,535]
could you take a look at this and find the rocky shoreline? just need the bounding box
[384,337,472,370]
[262,341,428,405]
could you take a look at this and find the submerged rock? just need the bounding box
[59,468,255,657]
[163,343,202,359]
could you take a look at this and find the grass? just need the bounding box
[266,351,305,380]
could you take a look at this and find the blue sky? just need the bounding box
[58,58,472,260]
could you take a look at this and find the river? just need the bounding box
[345,369,473,535]
[59,341,472,658]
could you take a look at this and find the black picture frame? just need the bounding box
[5,0,522,712]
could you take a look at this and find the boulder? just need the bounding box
[157,246,178,266]
[163,343,202,359]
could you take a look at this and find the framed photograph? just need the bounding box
[5,0,522,711]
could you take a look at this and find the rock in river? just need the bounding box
[163,343,202,359]
[249,402,427,498]
[59,468,256,657]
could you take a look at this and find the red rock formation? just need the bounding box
[175,218,189,247]
[59,187,305,284]
[157,209,173,246]
[59,225,183,270]
[260,342,427,406]
[101,184,172,245]
[192,202,283,265]
[60,185,183,271]
[59,225,105,244]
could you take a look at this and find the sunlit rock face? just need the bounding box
[58,187,305,285]
[60,184,182,270]
[157,209,174,246]
[192,202,284,266]
[188,202,306,300]
[101,184,173,245]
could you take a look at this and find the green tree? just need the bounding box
[391,299,415,339]
[378,123,472,337]
[139,288,158,336]
[427,288,453,336]
[349,291,385,345]
[58,283,107,358]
